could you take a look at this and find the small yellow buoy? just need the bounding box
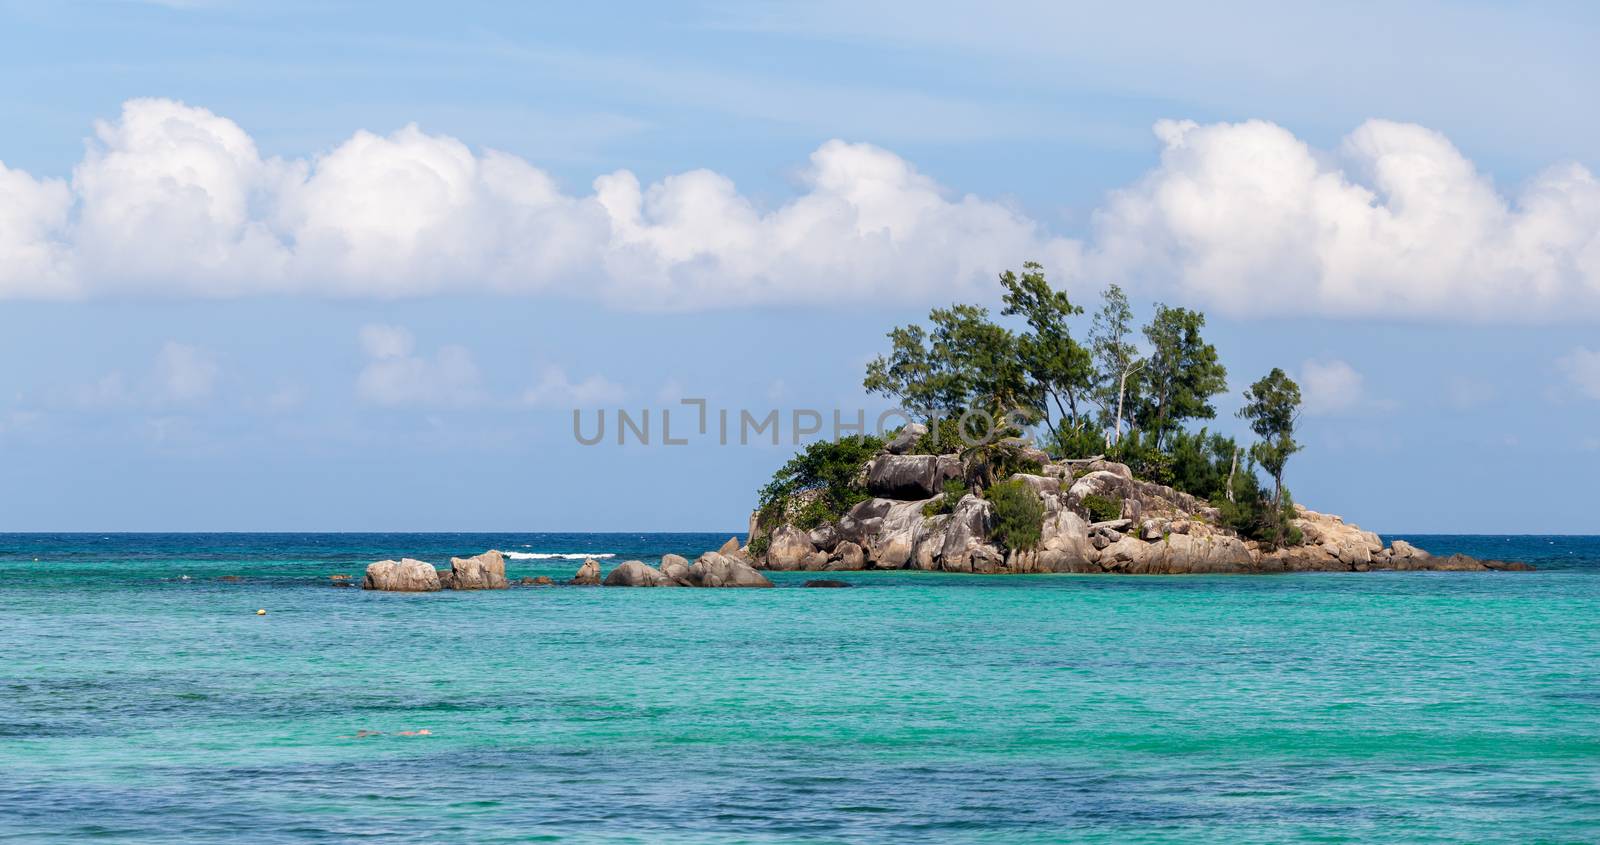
[256,609,267,616]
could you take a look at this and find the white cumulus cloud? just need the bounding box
[356,324,483,407]
[5,99,1600,319]
[1088,118,1600,320]
[0,98,1073,308]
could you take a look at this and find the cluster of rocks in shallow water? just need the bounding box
[361,550,514,592]
[361,539,779,592]
[749,428,1531,576]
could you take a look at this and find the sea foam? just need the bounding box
[498,551,616,560]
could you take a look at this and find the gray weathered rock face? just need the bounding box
[604,560,678,587]
[685,552,774,587]
[450,550,508,590]
[363,559,441,592]
[883,422,928,455]
[766,525,818,571]
[935,494,1000,572]
[1390,539,1429,560]
[571,558,602,585]
[1067,470,1134,509]
[658,554,693,585]
[717,537,742,556]
[867,454,961,499]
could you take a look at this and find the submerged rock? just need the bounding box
[363,559,442,592]
[803,579,851,588]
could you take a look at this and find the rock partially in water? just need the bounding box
[329,574,353,588]
[571,558,602,585]
[659,554,693,585]
[450,550,508,590]
[686,552,773,587]
[604,560,679,587]
[518,576,554,586]
[363,559,442,592]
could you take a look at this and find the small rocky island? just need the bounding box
[743,424,1530,576]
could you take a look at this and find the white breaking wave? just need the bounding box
[498,551,616,561]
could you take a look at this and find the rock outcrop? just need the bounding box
[658,553,693,585]
[362,559,442,592]
[450,550,508,590]
[571,558,602,585]
[867,454,961,499]
[603,560,679,587]
[685,552,773,587]
[748,447,1528,575]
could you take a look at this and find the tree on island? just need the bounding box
[1087,283,1142,446]
[864,304,1027,424]
[998,261,1094,439]
[1239,368,1303,548]
[843,261,1306,547]
[1133,304,1229,450]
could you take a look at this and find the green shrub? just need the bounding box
[987,479,1045,552]
[746,534,770,559]
[756,434,884,531]
[1212,476,1304,549]
[1081,493,1123,523]
[922,478,968,517]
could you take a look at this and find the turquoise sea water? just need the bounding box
[1,533,1596,844]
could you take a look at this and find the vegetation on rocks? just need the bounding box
[1082,493,1124,524]
[756,435,884,534]
[757,260,1314,553]
[987,479,1045,552]
[922,478,969,517]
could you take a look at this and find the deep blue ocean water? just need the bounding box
[1,533,1596,843]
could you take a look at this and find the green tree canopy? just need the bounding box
[1239,367,1303,547]
[1087,283,1143,443]
[864,303,1025,421]
[1135,304,1228,448]
[999,262,1093,435]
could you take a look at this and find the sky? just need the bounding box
[1,0,1598,533]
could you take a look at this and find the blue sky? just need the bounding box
[1,0,1598,532]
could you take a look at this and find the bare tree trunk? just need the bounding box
[1226,446,1238,503]
[1114,370,1129,445]
[1271,475,1284,548]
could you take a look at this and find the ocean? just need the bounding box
[1,533,1596,844]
